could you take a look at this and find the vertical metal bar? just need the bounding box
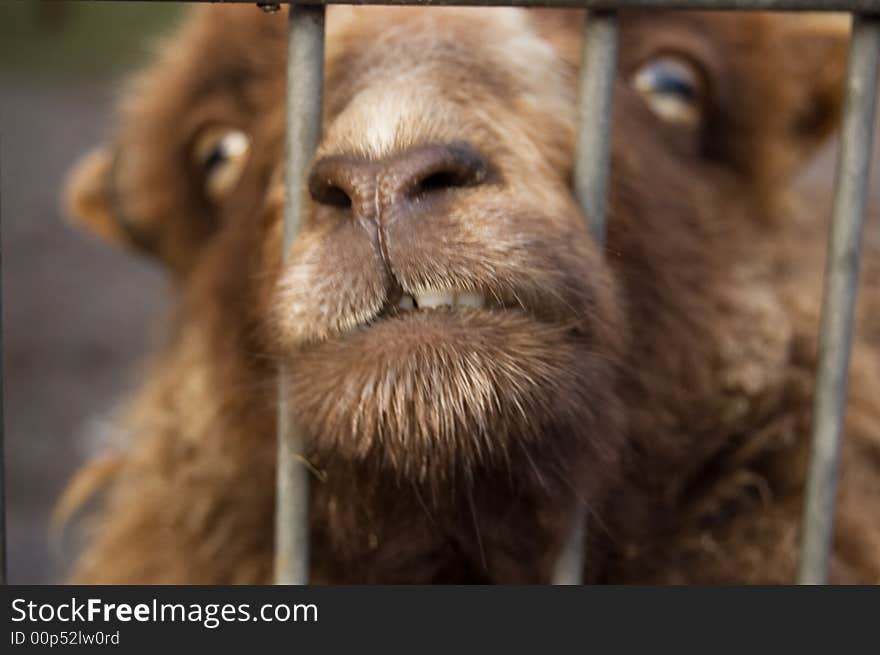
[275,3,325,586]
[798,14,879,586]
[572,10,618,244]
[551,503,586,585]
[0,144,6,586]
[553,10,618,586]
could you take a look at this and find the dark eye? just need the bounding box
[632,56,704,126]
[192,127,251,201]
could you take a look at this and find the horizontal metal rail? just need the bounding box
[114,0,880,13]
[798,13,879,585]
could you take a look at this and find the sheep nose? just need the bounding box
[307,143,492,217]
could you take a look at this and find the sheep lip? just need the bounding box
[380,304,489,319]
[346,290,521,333]
[354,303,526,338]
[375,290,493,320]
[323,288,537,339]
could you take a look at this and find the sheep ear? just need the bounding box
[738,14,851,189]
[65,146,162,258]
[776,16,850,169]
[64,147,132,247]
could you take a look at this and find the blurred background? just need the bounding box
[1,1,878,584]
[1,1,184,583]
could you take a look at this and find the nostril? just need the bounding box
[404,143,492,199]
[311,182,352,209]
[416,170,476,195]
[307,155,368,210]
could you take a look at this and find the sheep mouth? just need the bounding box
[370,288,520,326]
[317,282,576,343]
[387,288,487,312]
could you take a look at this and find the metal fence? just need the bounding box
[2,0,878,587]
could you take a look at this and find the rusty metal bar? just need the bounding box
[275,3,326,586]
[552,10,619,585]
[798,13,879,586]
[111,0,880,13]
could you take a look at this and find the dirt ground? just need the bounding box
[1,6,878,584]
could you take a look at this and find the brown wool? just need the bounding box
[61,7,879,584]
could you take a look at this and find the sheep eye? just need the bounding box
[192,127,251,201]
[632,56,703,126]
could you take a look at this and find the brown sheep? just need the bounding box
[62,6,880,584]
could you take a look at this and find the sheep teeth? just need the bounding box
[455,292,485,308]
[395,290,487,311]
[415,290,455,308]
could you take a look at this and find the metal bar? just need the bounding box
[551,501,587,584]
[552,10,618,586]
[108,0,880,13]
[573,10,618,243]
[798,14,879,585]
[0,142,6,586]
[275,3,326,586]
